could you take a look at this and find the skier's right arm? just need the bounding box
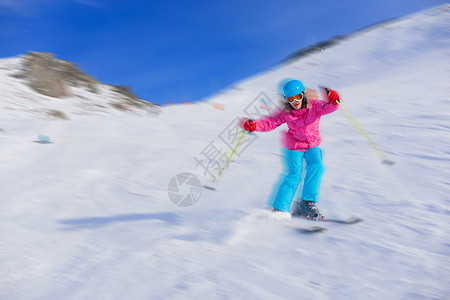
[241,110,286,132]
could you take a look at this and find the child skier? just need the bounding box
[241,79,340,219]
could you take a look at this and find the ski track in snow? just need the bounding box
[1,5,450,300]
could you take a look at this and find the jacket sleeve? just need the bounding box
[255,110,287,132]
[312,99,339,116]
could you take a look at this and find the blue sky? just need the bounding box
[0,0,446,104]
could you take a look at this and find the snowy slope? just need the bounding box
[1,5,450,300]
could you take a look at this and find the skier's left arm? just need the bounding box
[316,88,340,115]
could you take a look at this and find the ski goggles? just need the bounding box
[284,92,304,103]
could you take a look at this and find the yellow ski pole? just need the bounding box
[218,130,247,179]
[204,130,247,190]
[338,101,394,166]
[321,86,394,166]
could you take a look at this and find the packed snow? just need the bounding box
[1,5,449,300]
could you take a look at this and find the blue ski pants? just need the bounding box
[270,147,324,212]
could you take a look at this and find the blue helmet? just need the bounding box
[281,79,305,98]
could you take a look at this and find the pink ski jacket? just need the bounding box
[255,99,338,151]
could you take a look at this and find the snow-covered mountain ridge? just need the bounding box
[0,52,157,120]
[0,4,449,300]
[283,4,448,64]
[204,4,449,108]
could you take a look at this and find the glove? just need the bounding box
[326,88,340,105]
[242,119,256,132]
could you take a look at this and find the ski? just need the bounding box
[292,214,363,224]
[318,217,363,224]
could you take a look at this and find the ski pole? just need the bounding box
[320,86,394,166]
[337,101,394,166]
[204,130,247,190]
[218,130,247,179]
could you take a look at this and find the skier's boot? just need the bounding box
[293,200,324,219]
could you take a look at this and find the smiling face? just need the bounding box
[291,100,303,110]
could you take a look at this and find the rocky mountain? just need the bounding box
[0,52,158,120]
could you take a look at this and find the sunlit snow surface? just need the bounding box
[1,5,449,300]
